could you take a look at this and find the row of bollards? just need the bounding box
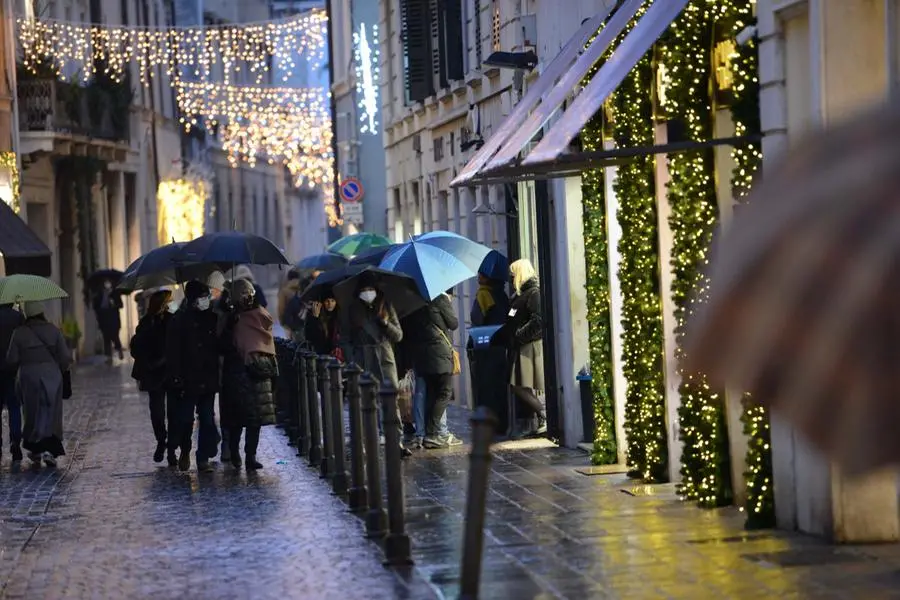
[274,340,496,596]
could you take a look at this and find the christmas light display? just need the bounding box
[157,165,210,244]
[17,10,328,85]
[354,23,379,135]
[0,152,20,213]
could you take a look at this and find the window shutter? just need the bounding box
[439,0,464,83]
[400,0,435,103]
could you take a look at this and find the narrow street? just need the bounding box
[1,365,900,599]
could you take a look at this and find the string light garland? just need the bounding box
[0,152,20,213]
[660,0,733,508]
[16,10,328,85]
[725,1,773,529]
[607,2,668,483]
[354,23,380,135]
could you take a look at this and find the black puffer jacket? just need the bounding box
[165,307,221,395]
[219,322,278,428]
[400,294,458,375]
[507,278,542,346]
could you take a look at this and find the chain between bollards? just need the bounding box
[459,407,498,600]
[306,352,323,467]
[360,373,387,538]
[328,359,349,497]
[295,348,310,457]
[380,382,413,567]
[344,364,368,513]
[317,356,334,480]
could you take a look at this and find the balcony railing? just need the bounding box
[18,79,130,143]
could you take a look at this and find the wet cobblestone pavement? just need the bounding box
[4,364,900,598]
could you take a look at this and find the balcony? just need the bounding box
[18,79,131,161]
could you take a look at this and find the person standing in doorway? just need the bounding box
[0,303,24,463]
[166,281,221,472]
[471,272,510,327]
[93,280,124,363]
[506,259,547,437]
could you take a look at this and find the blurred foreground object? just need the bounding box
[686,101,900,476]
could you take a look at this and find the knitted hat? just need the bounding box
[231,278,256,304]
[184,280,210,303]
[206,270,226,291]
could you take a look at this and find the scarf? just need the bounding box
[232,307,276,363]
[475,284,495,317]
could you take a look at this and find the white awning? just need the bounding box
[449,9,612,187]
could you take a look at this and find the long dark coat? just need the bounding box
[219,346,278,428]
[130,312,171,392]
[506,278,544,391]
[470,283,510,327]
[400,294,459,376]
[347,299,402,388]
[165,307,221,396]
[93,291,122,334]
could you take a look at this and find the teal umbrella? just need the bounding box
[326,232,392,258]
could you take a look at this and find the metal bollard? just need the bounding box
[344,364,368,513]
[360,373,387,538]
[459,407,497,600]
[296,349,310,457]
[286,348,299,444]
[328,358,349,497]
[317,356,334,480]
[305,353,323,467]
[380,382,413,566]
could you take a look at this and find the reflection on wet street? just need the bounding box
[1,365,900,599]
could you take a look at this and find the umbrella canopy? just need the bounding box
[0,274,68,304]
[327,232,393,258]
[379,230,492,300]
[118,243,224,292]
[86,269,125,291]
[297,266,360,303]
[685,100,900,476]
[332,266,427,319]
[348,245,397,267]
[178,232,290,266]
[478,250,509,281]
[297,252,348,271]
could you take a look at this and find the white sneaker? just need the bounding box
[42,452,57,467]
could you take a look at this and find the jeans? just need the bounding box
[0,372,21,446]
[177,392,218,462]
[422,373,453,438]
[413,375,447,438]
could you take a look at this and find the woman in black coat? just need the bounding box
[506,259,546,437]
[93,281,124,362]
[304,291,342,360]
[130,289,176,465]
[219,279,279,471]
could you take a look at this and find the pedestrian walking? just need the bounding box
[401,290,462,449]
[130,289,178,465]
[93,280,124,362]
[506,259,547,437]
[166,281,221,472]
[470,272,510,326]
[304,291,342,360]
[219,279,278,471]
[347,274,411,457]
[0,303,24,463]
[6,302,73,467]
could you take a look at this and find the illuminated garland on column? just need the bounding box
[581,110,617,465]
[610,3,668,483]
[726,1,773,529]
[0,152,20,213]
[17,11,328,84]
[660,0,732,508]
[353,23,380,135]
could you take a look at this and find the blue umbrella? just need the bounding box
[478,249,509,281]
[297,252,348,271]
[118,242,226,292]
[178,232,289,266]
[379,230,492,300]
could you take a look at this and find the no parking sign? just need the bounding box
[339,178,365,203]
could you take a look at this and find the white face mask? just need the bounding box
[359,290,377,304]
[195,297,211,311]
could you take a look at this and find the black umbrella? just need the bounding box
[118,243,226,292]
[87,269,125,291]
[332,266,427,319]
[178,232,290,266]
[298,264,368,303]
[297,252,348,271]
[348,244,397,267]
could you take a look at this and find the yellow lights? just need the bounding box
[0,152,20,213]
[157,170,209,244]
[16,10,328,85]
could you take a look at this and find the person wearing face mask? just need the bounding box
[304,291,342,360]
[166,280,221,472]
[93,280,124,363]
[219,279,278,471]
[347,274,411,457]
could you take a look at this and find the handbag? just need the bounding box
[437,329,461,376]
[62,370,72,399]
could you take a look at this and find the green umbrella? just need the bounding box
[0,274,69,304]
[326,232,392,258]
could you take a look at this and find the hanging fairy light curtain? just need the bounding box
[16,9,328,84]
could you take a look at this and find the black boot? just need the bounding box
[245,456,263,471]
[229,427,242,468]
[10,443,22,463]
[244,426,262,470]
[153,440,166,463]
[167,449,177,467]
